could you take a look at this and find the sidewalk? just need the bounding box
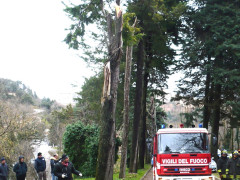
[141,168,152,180]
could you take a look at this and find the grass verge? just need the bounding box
[75,164,151,180]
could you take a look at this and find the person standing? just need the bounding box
[217,150,229,180]
[13,156,28,180]
[50,154,59,180]
[54,154,82,180]
[34,152,46,180]
[0,157,9,180]
[226,150,240,180]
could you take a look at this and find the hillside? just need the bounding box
[0,78,39,104]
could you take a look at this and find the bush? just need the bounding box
[63,121,99,177]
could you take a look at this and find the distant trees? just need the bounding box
[48,105,75,152]
[0,100,45,179]
[40,97,55,110]
[0,78,38,105]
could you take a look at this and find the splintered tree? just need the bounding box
[96,2,123,180]
[63,0,123,179]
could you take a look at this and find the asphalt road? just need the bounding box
[141,168,152,180]
[141,168,220,180]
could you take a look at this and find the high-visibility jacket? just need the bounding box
[217,156,228,174]
[226,157,240,179]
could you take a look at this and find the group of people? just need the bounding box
[0,152,82,180]
[35,152,83,180]
[217,149,240,180]
[0,156,27,180]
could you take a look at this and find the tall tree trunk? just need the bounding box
[203,70,211,129]
[119,46,133,178]
[96,4,123,180]
[211,84,221,161]
[138,61,149,168]
[129,39,144,173]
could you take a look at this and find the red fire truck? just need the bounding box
[153,124,216,180]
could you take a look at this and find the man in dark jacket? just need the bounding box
[13,156,28,180]
[226,150,240,179]
[54,154,82,180]
[0,157,9,180]
[34,152,46,180]
[50,154,59,180]
[217,150,229,180]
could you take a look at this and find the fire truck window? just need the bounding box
[158,133,209,154]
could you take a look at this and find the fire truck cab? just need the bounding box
[153,125,215,180]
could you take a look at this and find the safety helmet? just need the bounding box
[233,150,238,155]
[238,149,240,153]
[221,149,227,155]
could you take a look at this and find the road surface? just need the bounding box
[141,168,152,180]
[141,168,220,180]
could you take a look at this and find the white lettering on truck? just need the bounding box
[162,159,208,164]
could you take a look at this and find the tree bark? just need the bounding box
[138,61,149,169]
[96,4,123,180]
[203,71,211,129]
[119,46,133,178]
[211,83,221,161]
[129,39,144,173]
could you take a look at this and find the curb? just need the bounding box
[140,167,152,180]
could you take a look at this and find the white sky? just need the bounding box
[0,0,94,105]
[0,0,181,105]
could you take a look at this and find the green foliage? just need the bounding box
[74,73,103,124]
[63,0,102,50]
[174,0,240,124]
[63,0,109,65]
[122,13,143,46]
[63,121,99,177]
[48,105,75,150]
[20,93,34,104]
[63,121,121,177]
[74,163,151,180]
[156,106,168,130]
[74,72,124,129]
[41,98,55,110]
[0,78,38,105]
[180,108,201,128]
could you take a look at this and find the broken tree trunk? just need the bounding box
[96,3,123,180]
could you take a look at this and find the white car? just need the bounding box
[209,158,217,172]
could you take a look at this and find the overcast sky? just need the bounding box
[0,0,95,105]
[0,0,180,105]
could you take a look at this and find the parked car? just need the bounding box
[209,157,217,172]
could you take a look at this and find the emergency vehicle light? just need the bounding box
[161,124,165,129]
[192,168,195,171]
[174,168,178,171]
[199,123,203,128]
[180,124,184,128]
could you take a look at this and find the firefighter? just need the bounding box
[226,150,240,180]
[217,149,229,180]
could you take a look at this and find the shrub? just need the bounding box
[63,121,99,176]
